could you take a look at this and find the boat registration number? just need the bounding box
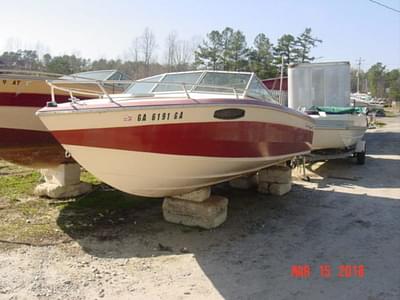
[123,111,184,123]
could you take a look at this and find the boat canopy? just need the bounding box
[125,71,277,102]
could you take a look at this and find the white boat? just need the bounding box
[37,71,314,197]
[288,62,368,152]
[306,108,368,150]
[350,93,384,110]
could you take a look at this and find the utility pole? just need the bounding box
[279,56,284,105]
[356,57,364,94]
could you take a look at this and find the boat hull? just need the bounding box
[0,76,122,168]
[311,114,367,150]
[0,78,72,167]
[38,99,314,197]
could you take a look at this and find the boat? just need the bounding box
[306,106,368,150]
[0,69,129,168]
[37,70,314,197]
[350,93,384,110]
[288,62,368,153]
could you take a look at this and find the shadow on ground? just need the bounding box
[307,156,400,189]
[55,183,400,299]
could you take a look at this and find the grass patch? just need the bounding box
[0,171,41,200]
[384,109,398,117]
[375,121,386,127]
[0,161,162,244]
[80,170,102,185]
[0,198,64,245]
[67,188,159,211]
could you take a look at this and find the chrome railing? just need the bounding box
[46,79,243,106]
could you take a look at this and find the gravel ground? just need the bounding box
[0,115,399,300]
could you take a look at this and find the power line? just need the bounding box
[368,0,400,14]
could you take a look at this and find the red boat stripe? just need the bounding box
[52,121,313,158]
[0,127,59,148]
[0,92,70,107]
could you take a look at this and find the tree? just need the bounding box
[174,40,193,71]
[228,30,250,71]
[273,34,298,70]
[165,31,178,71]
[249,33,277,79]
[194,30,223,70]
[0,50,41,70]
[45,54,88,74]
[367,63,386,97]
[129,37,141,63]
[141,27,157,76]
[295,28,322,62]
[386,69,400,101]
[220,27,234,70]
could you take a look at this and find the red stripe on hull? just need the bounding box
[52,122,313,158]
[0,92,70,107]
[0,128,73,167]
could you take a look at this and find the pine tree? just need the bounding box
[249,33,277,79]
[295,28,322,62]
[194,30,223,70]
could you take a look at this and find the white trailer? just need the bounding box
[288,61,351,110]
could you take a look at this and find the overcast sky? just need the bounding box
[1,0,399,70]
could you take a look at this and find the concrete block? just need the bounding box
[269,182,292,196]
[257,182,270,194]
[229,175,257,189]
[34,182,92,199]
[173,187,211,202]
[163,195,228,229]
[258,166,291,184]
[41,163,81,186]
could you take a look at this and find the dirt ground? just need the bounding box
[0,115,399,300]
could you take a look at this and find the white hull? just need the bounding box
[66,145,303,197]
[311,114,367,150]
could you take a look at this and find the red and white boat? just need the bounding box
[37,71,314,197]
[0,69,129,167]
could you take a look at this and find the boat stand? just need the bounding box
[162,187,228,229]
[34,163,92,199]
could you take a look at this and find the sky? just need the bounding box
[0,0,399,70]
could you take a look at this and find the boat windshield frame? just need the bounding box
[125,70,277,102]
[45,70,278,106]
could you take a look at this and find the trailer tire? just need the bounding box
[356,151,366,165]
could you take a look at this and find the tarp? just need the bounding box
[310,106,367,114]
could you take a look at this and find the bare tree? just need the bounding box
[174,40,192,71]
[165,31,178,71]
[129,37,141,63]
[141,27,157,76]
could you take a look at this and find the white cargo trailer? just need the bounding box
[288,61,351,109]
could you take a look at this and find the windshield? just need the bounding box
[64,70,116,81]
[124,71,275,102]
[194,72,251,93]
[246,77,277,102]
[153,72,202,92]
[125,74,163,94]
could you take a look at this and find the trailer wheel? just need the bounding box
[356,151,366,165]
